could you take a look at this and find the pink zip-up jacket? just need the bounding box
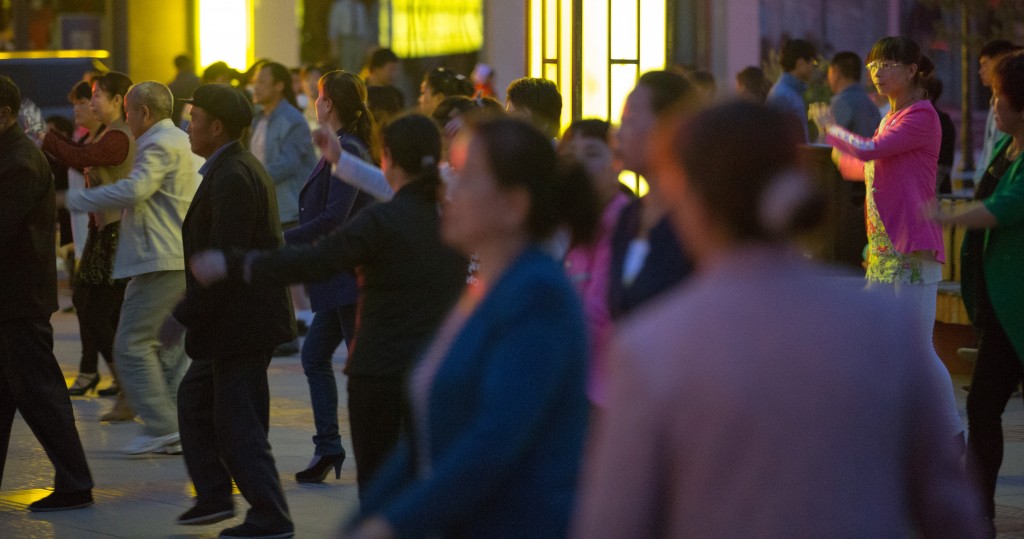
[564,192,631,407]
[826,99,945,262]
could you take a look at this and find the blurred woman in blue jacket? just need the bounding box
[347,117,600,538]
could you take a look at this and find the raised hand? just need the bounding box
[189,250,229,286]
[313,124,344,165]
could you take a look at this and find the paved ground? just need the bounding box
[4,288,1024,537]
[0,289,359,538]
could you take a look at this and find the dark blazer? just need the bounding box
[250,181,466,377]
[284,132,374,312]
[0,122,57,321]
[359,247,590,538]
[174,141,295,360]
[607,198,692,320]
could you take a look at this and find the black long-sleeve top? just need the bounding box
[247,181,468,377]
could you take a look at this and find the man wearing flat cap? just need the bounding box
[162,83,296,538]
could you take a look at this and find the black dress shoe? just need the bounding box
[28,490,93,512]
[177,503,235,525]
[97,382,120,397]
[219,522,294,538]
[295,450,345,483]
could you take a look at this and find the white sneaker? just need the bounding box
[957,347,978,362]
[158,442,183,455]
[122,432,180,455]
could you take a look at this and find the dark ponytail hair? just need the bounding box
[94,71,133,116]
[319,70,380,163]
[382,114,443,202]
[471,118,599,246]
[669,101,823,241]
[867,36,936,94]
[560,118,612,147]
[68,80,92,102]
[994,51,1024,112]
[260,61,299,110]
[424,67,473,99]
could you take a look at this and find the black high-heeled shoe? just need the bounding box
[68,373,99,396]
[97,382,120,397]
[295,450,345,483]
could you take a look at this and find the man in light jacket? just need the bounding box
[65,81,200,455]
[250,61,318,354]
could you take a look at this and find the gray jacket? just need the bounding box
[65,119,201,279]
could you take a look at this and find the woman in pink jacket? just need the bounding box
[821,36,963,443]
[560,119,632,408]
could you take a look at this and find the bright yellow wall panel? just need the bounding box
[128,0,190,84]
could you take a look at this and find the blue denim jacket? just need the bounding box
[251,102,317,223]
[767,72,809,142]
[831,84,881,139]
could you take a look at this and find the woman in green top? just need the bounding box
[933,50,1024,532]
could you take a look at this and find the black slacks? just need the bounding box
[0,317,93,492]
[72,282,125,374]
[347,374,408,496]
[966,314,1024,519]
[178,352,292,532]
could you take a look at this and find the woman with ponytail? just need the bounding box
[188,114,468,496]
[281,70,378,483]
[575,101,984,538]
[816,36,964,446]
[559,119,633,408]
[343,117,599,538]
[43,72,136,410]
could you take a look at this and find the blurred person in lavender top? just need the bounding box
[574,100,985,539]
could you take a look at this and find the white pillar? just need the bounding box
[482,0,527,102]
[713,0,761,96]
[887,0,900,36]
[253,0,300,68]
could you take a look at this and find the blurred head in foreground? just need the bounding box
[654,100,823,265]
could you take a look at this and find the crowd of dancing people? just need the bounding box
[3,33,1024,538]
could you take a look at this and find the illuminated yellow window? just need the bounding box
[528,0,574,133]
[528,0,666,194]
[196,0,253,72]
[381,0,483,58]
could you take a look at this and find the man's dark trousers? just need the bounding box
[178,351,292,532]
[0,317,93,492]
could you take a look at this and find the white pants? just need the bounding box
[868,276,965,438]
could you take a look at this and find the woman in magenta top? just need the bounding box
[560,119,632,407]
[822,36,962,442]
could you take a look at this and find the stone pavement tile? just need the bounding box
[998,473,1024,498]
[997,501,1024,539]
[0,511,121,538]
[9,291,1024,535]
[1,308,359,537]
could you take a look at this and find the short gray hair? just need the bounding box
[127,81,173,121]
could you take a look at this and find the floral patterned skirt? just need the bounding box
[75,221,127,287]
[863,164,941,285]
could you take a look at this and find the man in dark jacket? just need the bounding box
[162,83,296,538]
[0,76,94,511]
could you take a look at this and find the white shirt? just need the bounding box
[251,115,269,164]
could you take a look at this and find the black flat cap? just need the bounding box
[181,84,253,130]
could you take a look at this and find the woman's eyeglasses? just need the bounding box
[866,61,902,72]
